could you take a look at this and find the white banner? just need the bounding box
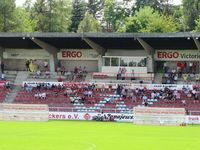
[49,112,200,124]
[22,81,193,90]
[49,112,134,122]
[155,50,200,61]
[185,116,200,124]
[131,83,193,90]
[23,81,63,87]
[58,49,99,60]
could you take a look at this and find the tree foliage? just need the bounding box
[13,7,36,32]
[70,0,87,32]
[32,0,72,32]
[0,0,200,33]
[104,0,130,32]
[77,12,102,33]
[119,6,177,33]
[0,0,16,32]
[194,16,200,32]
[87,0,104,18]
[182,0,200,31]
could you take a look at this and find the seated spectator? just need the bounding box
[88,90,93,97]
[1,73,5,80]
[176,92,181,99]
[192,89,197,98]
[183,74,188,83]
[195,74,200,82]
[131,94,136,102]
[83,90,88,97]
[151,91,156,99]
[142,94,148,103]
[26,85,33,92]
[57,76,63,82]
[194,94,199,103]
[74,66,78,74]
[60,65,65,75]
[36,70,41,78]
[80,96,86,103]
[34,92,46,99]
[4,82,11,89]
[65,88,72,96]
[83,66,87,73]
[45,70,50,78]
[182,100,186,106]
[65,71,72,81]
[70,97,75,104]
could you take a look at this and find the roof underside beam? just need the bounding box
[136,38,154,55]
[83,37,106,55]
[31,38,59,54]
[192,37,200,50]
[31,38,59,72]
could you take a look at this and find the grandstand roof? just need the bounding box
[0,32,199,50]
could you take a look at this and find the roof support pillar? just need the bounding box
[192,37,200,50]
[83,37,106,55]
[137,38,155,73]
[0,45,5,64]
[137,38,154,55]
[31,38,59,72]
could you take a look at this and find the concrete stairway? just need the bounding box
[4,85,21,103]
[14,71,29,85]
[5,71,17,84]
[4,71,29,103]
[154,73,163,84]
[85,73,92,82]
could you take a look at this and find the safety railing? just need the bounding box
[92,72,154,82]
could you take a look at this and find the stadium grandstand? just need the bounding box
[0,32,200,122]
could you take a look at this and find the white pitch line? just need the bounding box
[84,142,97,150]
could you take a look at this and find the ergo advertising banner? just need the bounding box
[155,50,200,61]
[57,49,99,60]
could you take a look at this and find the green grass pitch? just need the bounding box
[0,121,200,150]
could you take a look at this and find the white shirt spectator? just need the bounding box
[151,92,155,99]
[156,92,160,98]
[192,89,196,95]
[88,91,93,97]
[142,95,148,102]
[189,62,193,67]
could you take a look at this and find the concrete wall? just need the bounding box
[0,104,49,122]
[61,60,98,72]
[4,59,50,71]
[106,50,147,57]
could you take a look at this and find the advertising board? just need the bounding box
[49,112,134,122]
[155,50,200,61]
[58,49,99,60]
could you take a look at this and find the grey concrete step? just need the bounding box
[4,85,21,103]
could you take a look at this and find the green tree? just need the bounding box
[182,0,200,31]
[87,0,104,18]
[70,0,87,32]
[0,0,16,32]
[104,0,130,32]
[32,0,72,32]
[134,0,176,15]
[119,6,177,33]
[194,16,200,32]
[13,7,37,32]
[77,12,102,32]
[134,0,162,11]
